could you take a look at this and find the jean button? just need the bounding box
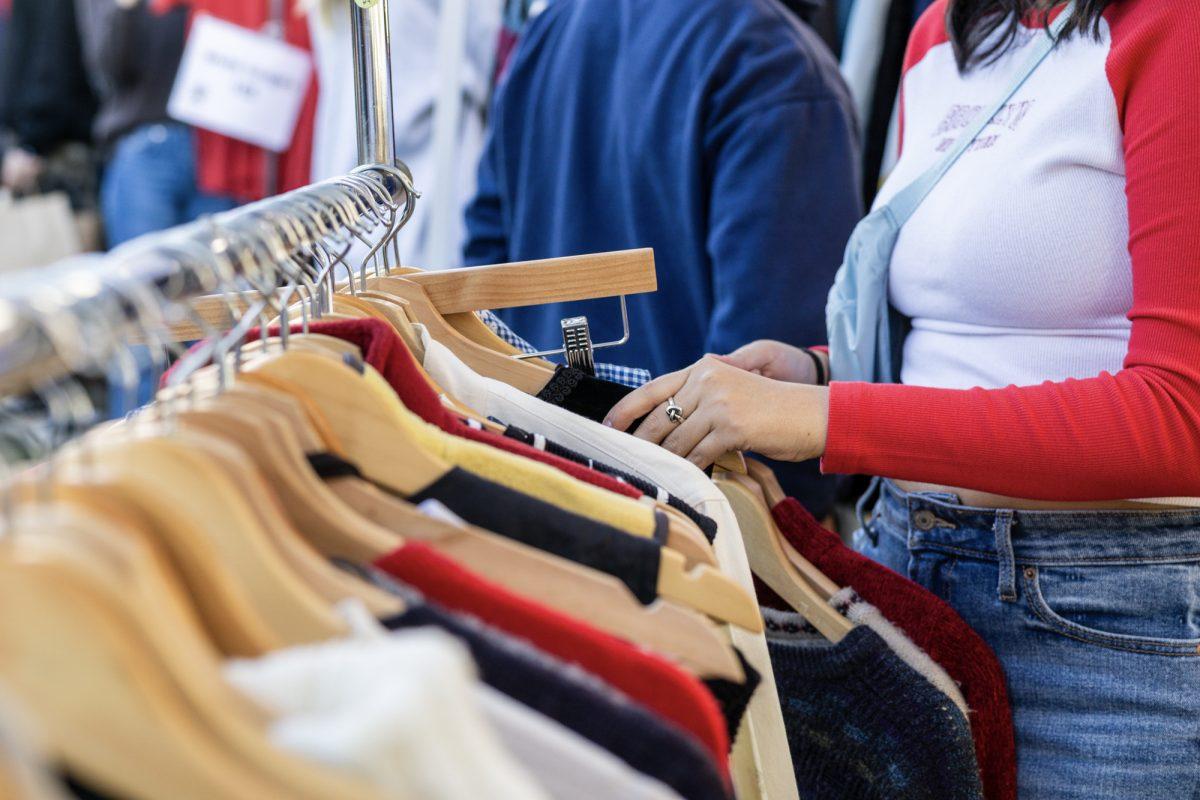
[913,509,937,531]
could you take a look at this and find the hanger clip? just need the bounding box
[560,316,595,376]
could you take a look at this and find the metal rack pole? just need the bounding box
[350,0,397,167]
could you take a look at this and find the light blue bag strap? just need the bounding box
[884,3,1075,226]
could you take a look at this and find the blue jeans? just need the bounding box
[853,479,1200,799]
[101,123,238,247]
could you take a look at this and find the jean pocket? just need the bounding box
[1021,564,1200,657]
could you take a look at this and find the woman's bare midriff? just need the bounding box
[892,480,1188,511]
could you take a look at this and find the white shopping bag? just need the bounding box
[168,14,314,152]
[0,191,85,271]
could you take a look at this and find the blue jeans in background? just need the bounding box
[854,479,1200,800]
[101,123,238,248]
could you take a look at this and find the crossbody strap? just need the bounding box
[884,2,1076,225]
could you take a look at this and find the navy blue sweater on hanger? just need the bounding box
[463,0,861,515]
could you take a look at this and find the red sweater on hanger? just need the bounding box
[374,542,732,773]
[150,0,316,201]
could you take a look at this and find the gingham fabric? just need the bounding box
[478,310,652,389]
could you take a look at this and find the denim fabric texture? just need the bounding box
[854,479,1200,800]
[101,123,237,247]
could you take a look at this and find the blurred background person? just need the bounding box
[463,0,861,517]
[0,0,97,211]
[303,0,501,269]
[76,0,236,248]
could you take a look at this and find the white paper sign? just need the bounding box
[168,14,313,152]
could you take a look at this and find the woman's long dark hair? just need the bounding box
[948,0,1112,70]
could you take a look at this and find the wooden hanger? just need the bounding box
[26,493,385,799]
[214,371,744,677]
[0,518,278,800]
[400,250,658,316]
[386,265,558,370]
[747,457,787,509]
[327,289,502,432]
[363,275,554,395]
[330,293,389,322]
[0,502,383,800]
[247,343,710,563]
[37,492,385,800]
[227,382,325,451]
[63,428,348,654]
[354,291,427,363]
[183,392,401,563]
[247,349,453,497]
[392,257,747,475]
[326,477,745,681]
[248,349,760,628]
[174,406,405,618]
[716,473,853,642]
[658,548,763,632]
[744,459,839,599]
[315,295,720,568]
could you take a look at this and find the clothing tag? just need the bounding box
[168,14,313,152]
[416,499,468,528]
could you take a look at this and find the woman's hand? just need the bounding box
[603,354,830,469]
[713,340,826,384]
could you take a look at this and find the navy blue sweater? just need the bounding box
[464,0,862,515]
[465,0,861,376]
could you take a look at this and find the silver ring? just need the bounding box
[665,397,685,425]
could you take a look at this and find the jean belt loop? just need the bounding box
[856,476,884,545]
[993,509,1017,603]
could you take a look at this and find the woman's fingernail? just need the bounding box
[602,418,613,428]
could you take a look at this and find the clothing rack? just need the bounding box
[0,163,416,396]
[352,0,398,168]
[0,16,806,791]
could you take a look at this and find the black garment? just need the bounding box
[307,452,365,480]
[62,772,120,799]
[307,454,664,606]
[702,649,762,743]
[412,467,665,604]
[536,366,840,520]
[1,0,97,155]
[501,422,719,543]
[74,0,188,148]
[537,365,634,425]
[384,603,731,800]
[765,618,983,800]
